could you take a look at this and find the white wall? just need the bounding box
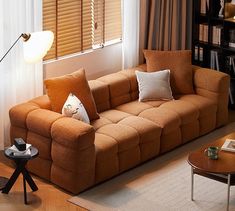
[43,42,122,80]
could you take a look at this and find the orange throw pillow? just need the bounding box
[143,50,194,95]
[44,68,99,121]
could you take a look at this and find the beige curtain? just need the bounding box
[139,0,192,63]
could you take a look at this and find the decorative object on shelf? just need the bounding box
[219,0,224,17]
[0,30,54,63]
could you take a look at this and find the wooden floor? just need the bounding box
[0,151,86,210]
[0,109,235,211]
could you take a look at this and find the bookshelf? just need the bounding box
[192,0,235,108]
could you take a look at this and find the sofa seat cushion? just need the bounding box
[175,95,217,117]
[99,109,131,123]
[91,117,112,131]
[118,116,162,144]
[143,100,166,107]
[95,133,118,159]
[96,124,139,152]
[115,100,153,116]
[159,100,199,124]
[138,107,181,134]
[94,133,119,183]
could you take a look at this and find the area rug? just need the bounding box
[69,122,235,211]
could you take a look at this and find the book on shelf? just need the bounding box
[212,25,222,45]
[228,55,235,76]
[199,47,203,61]
[200,0,209,14]
[229,42,235,48]
[199,23,208,42]
[226,55,235,105]
[229,29,235,48]
[210,49,220,71]
[194,46,198,61]
[194,45,203,62]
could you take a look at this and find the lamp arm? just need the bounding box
[0,34,24,63]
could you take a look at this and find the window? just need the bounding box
[43,0,122,60]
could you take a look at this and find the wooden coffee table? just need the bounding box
[188,132,235,211]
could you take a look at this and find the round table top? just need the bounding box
[188,132,235,174]
[5,146,39,161]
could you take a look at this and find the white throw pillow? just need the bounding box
[62,93,90,124]
[135,69,174,101]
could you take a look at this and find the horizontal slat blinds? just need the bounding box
[83,0,93,50]
[43,0,121,60]
[43,0,56,60]
[93,0,122,45]
[92,0,104,45]
[57,0,82,57]
[105,0,122,42]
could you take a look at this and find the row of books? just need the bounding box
[210,50,235,105]
[229,29,235,48]
[200,0,209,14]
[199,24,208,42]
[194,46,203,62]
[199,24,222,45]
[212,25,222,45]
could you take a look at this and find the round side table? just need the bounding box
[188,136,235,211]
[2,146,39,204]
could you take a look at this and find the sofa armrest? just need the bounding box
[194,68,230,93]
[193,68,230,127]
[10,102,96,193]
[50,117,95,193]
[51,117,94,149]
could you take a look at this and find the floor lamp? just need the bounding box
[0,30,54,190]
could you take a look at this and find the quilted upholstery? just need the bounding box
[9,64,229,193]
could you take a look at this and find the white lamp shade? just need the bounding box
[23,31,54,63]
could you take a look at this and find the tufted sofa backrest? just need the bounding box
[29,64,147,114]
[89,64,147,113]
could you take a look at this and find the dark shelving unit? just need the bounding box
[192,0,235,108]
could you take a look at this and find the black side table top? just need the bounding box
[4,146,38,160]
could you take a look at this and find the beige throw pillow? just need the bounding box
[135,70,174,102]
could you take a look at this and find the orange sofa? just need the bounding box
[9,64,230,194]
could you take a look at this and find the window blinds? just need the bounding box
[43,0,121,60]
